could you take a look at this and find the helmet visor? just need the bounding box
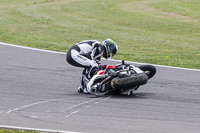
[107,46,112,59]
[102,39,117,59]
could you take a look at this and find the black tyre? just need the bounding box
[111,73,148,90]
[138,65,156,79]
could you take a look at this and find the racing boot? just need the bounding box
[78,85,84,93]
[78,75,84,93]
[83,88,89,94]
[78,85,89,94]
[77,74,90,94]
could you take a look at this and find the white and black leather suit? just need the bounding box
[66,40,104,78]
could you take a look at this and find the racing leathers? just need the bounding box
[66,40,104,93]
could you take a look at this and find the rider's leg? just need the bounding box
[78,68,88,93]
[66,47,98,93]
[78,67,98,93]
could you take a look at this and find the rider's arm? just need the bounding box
[91,43,104,63]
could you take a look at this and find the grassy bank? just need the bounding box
[0,128,39,133]
[0,0,199,69]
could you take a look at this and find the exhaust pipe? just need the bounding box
[90,83,101,94]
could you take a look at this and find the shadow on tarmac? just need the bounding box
[111,92,156,99]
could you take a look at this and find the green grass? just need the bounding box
[0,128,39,133]
[0,0,199,69]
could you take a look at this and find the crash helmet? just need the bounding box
[102,38,118,59]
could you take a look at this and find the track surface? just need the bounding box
[0,43,200,133]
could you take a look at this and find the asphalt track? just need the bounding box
[0,42,200,133]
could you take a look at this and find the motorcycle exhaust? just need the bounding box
[90,83,101,94]
[91,84,97,93]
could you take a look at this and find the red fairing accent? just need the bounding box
[97,70,106,75]
[99,71,106,75]
[107,65,116,69]
[96,65,116,75]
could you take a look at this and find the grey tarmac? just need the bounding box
[0,43,200,133]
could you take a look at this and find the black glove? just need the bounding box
[98,65,107,70]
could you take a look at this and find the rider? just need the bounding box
[66,38,118,93]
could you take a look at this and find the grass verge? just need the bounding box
[0,128,39,133]
[0,0,199,69]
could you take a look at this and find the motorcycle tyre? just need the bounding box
[111,73,148,90]
[138,65,156,79]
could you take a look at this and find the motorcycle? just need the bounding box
[81,60,156,97]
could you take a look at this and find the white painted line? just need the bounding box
[0,42,65,55]
[108,58,200,72]
[66,110,80,118]
[0,42,199,71]
[65,96,112,118]
[85,105,91,108]
[93,96,112,105]
[101,95,112,101]
[30,116,38,119]
[6,108,19,113]
[61,97,101,112]
[6,98,67,114]
[0,125,82,133]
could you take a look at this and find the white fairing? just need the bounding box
[86,65,144,94]
[86,70,104,93]
[131,65,144,74]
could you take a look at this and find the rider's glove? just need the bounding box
[87,66,98,79]
[99,65,107,70]
[91,60,98,68]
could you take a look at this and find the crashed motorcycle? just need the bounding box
[81,60,156,96]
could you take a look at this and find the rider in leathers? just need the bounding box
[66,38,118,93]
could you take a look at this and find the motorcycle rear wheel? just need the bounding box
[138,65,156,79]
[111,73,148,90]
